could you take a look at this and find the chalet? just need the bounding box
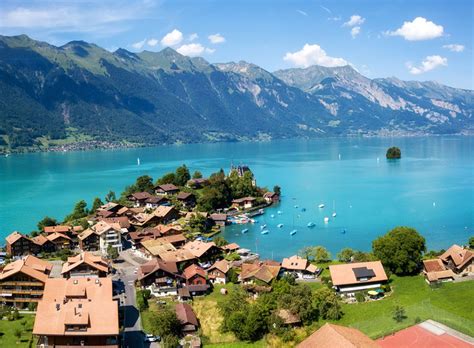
[128,228,161,248]
[329,261,388,293]
[155,184,179,195]
[184,284,210,297]
[297,323,379,348]
[46,232,72,250]
[78,229,100,252]
[210,213,228,227]
[281,255,319,279]
[182,264,207,286]
[0,255,52,307]
[221,243,240,254]
[5,231,39,257]
[263,191,280,204]
[127,192,152,207]
[141,235,187,258]
[208,259,231,284]
[186,178,209,188]
[96,202,124,218]
[31,235,56,253]
[43,225,78,239]
[159,249,197,267]
[100,217,131,231]
[183,240,220,262]
[439,244,473,274]
[61,252,110,278]
[231,197,256,210]
[33,278,119,348]
[240,261,281,285]
[177,192,196,208]
[154,206,180,224]
[145,195,169,209]
[175,303,199,333]
[422,259,455,284]
[78,221,122,255]
[138,259,181,296]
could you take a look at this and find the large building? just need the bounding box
[79,221,123,255]
[297,323,379,348]
[5,231,40,257]
[61,252,110,278]
[329,261,388,292]
[33,277,119,347]
[0,255,52,307]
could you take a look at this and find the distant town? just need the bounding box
[0,164,473,348]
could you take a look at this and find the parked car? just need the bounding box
[144,334,161,342]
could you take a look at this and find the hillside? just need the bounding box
[0,35,472,152]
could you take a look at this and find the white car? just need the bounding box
[144,334,160,342]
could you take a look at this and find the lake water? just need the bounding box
[1,136,472,259]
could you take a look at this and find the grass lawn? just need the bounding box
[336,276,474,339]
[0,314,35,347]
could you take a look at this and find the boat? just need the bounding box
[277,223,283,228]
[307,222,316,228]
[277,210,282,214]
[332,200,337,217]
[270,214,275,218]
[318,203,325,209]
[241,228,249,234]
[137,157,140,166]
[342,229,346,234]
[260,224,267,230]
[261,230,269,235]
[301,208,306,212]
[294,205,299,208]
[324,217,329,223]
[290,229,297,235]
[248,209,265,217]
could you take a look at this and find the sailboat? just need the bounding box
[307,222,316,228]
[261,230,269,235]
[290,230,297,236]
[332,200,337,217]
[324,217,329,223]
[277,223,284,228]
[318,203,325,209]
[241,228,249,234]
[137,157,141,166]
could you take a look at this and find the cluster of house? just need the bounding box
[422,244,473,284]
[0,250,119,347]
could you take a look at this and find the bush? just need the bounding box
[393,305,406,322]
[381,284,391,293]
[386,146,401,159]
[281,329,296,343]
[355,292,365,303]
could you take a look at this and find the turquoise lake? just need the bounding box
[1,136,473,259]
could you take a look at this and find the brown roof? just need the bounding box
[129,192,152,200]
[159,249,196,263]
[423,259,446,273]
[232,196,256,203]
[61,252,109,275]
[78,228,97,241]
[44,225,71,233]
[329,261,388,287]
[276,309,301,325]
[32,234,50,246]
[439,244,474,270]
[282,255,310,271]
[141,239,176,257]
[138,259,178,281]
[101,216,130,229]
[297,323,379,348]
[426,269,456,282]
[0,255,52,282]
[221,243,240,251]
[240,262,281,284]
[177,192,194,200]
[154,206,178,218]
[92,220,121,235]
[175,303,198,327]
[46,232,72,242]
[145,196,168,204]
[183,264,207,280]
[156,184,179,192]
[33,278,119,336]
[5,231,28,245]
[209,260,231,274]
[183,240,217,258]
[264,191,278,198]
[210,213,227,221]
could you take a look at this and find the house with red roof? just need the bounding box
[182,264,207,286]
[439,244,473,274]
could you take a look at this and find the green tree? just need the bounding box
[149,307,181,338]
[337,248,355,262]
[175,164,191,186]
[156,172,176,185]
[189,213,208,233]
[161,334,179,348]
[313,287,343,320]
[65,200,88,222]
[192,170,203,179]
[393,305,406,322]
[313,246,331,263]
[298,246,314,260]
[14,327,22,342]
[277,284,316,324]
[107,245,119,260]
[37,216,58,231]
[105,190,116,203]
[273,185,281,196]
[135,175,154,193]
[352,250,376,262]
[469,236,474,249]
[372,226,426,275]
[386,146,401,159]
[91,197,104,213]
[213,236,228,247]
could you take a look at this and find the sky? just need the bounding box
[0,0,472,89]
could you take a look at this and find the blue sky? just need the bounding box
[0,0,472,89]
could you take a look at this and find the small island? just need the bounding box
[386,146,401,159]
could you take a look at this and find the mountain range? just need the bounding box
[0,34,472,151]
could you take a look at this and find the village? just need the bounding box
[0,164,473,348]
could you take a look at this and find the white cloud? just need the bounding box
[407,55,447,75]
[344,15,365,27]
[147,38,159,47]
[131,38,146,50]
[208,33,226,44]
[386,17,443,41]
[328,16,341,21]
[188,33,199,41]
[161,29,183,46]
[443,44,464,52]
[351,26,361,38]
[320,5,332,14]
[177,43,214,56]
[297,10,308,16]
[283,44,348,68]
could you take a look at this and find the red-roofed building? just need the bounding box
[5,231,40,257]
[439,244,473,274]
[297,323,379,348]
[183,264,207,286]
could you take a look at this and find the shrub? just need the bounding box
[355,292,365,303]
